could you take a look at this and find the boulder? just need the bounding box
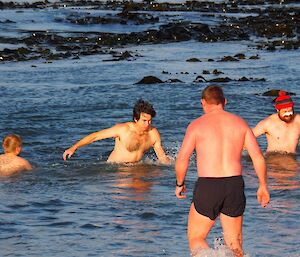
[136,76,164,84]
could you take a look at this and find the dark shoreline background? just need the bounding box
[1,0,300,63]
[0,1,299,257]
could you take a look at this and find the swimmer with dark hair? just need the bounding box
[63,99,170,164]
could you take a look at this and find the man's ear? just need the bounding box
[224,98,227,106]
[15,146,22,156]
[201,99,205,107]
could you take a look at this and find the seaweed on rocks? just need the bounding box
[0,0,299,62]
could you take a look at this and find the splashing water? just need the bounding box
[191,238,250,257]
[143,141,185,165]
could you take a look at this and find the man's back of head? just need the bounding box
[201,85,225,106]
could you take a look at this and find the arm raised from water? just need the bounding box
[63,124,123,160]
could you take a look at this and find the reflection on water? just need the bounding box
[111,163,164,201]
[265,153,300,190]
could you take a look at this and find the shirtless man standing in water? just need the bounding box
[0,134,32,176]
[175,86,269,257]
[253,90,300,154]
[63,99,170,164]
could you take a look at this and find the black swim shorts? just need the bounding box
[192,175,246,220]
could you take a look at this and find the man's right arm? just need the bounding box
[63,124,123,160]
[175,124,195,199]
[244,128,270,208]
[252,118,268,138]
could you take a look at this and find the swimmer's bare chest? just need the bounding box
[117,131,153,153]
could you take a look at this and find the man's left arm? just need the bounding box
[152,129,170,165]
[24,160,32,170]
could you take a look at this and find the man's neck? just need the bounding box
[204,104,224,114]
[5,152,18,157]
[133,123,148,135]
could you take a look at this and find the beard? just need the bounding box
[278,112,294,123]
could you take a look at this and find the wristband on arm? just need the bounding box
[176,180,185,187]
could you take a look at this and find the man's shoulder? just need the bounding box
[294,113,300,121]
[226,111,245,120]
[292,114,300,126]
[190,116,204,124]
[149,126,159,135]
[114,122,132,130]
[10,155,29,166]
[259,113,277,124]
[0,155,31,174]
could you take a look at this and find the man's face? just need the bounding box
[135,112,152,131]
[278,107,295,123]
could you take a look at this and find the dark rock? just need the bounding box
[212,69,224,75]
[252,78,266,82]
[165,78,183,83]
[262,89,296,97]
[193,75,207,83]
[159,23,192,42]
[135,76,164,84]
[17,47,30,55]
[186,58,201,62]
[208,77,232,83]
[202,70,210,74]
[249,55,260,60]
[118,10,159,25]
[238,76,250,81]
[219,56,239,62]
[262,90,281,97]
[234,53,246,59]
[0,19,15,23]
[113,51,134,60]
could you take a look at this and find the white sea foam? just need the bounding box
[191,238,250,257]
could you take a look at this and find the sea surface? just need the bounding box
[0,1,300,257]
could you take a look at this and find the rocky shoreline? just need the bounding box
[0,0,299,63]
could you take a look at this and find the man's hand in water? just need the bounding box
[175,185,186,199]
[257,185,270,208]
[63,148,75,161]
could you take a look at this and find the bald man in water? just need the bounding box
[0,134,32,176]
[175,85,269,257]
[63,99,170,164]
[253,90,300,154]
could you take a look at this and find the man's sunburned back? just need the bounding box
[107,122,156,163]
[0,154,30,176]
[259,114,300,153]
[188,110,249,177]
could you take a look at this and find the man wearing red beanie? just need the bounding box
[253,90,300,154]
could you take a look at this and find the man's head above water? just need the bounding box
[275,90,295,123]
[133,99,156,121]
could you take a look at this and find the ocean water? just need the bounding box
[1,2,300,257]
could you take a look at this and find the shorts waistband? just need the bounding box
[197,175,243,180]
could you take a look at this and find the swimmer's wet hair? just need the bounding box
[202,85,225,106]
[133,99,156,121]
[2,134,22,153]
